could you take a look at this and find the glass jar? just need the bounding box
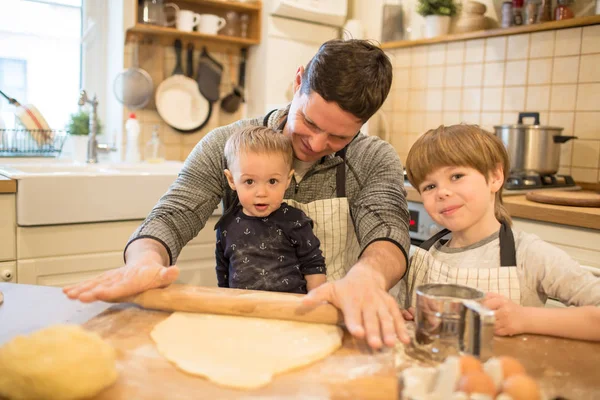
[554,0,574,20]
[221,11,240,37]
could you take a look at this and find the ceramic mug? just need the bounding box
[197,14,227,35]
[176,10,201,32]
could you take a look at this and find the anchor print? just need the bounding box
[282,278,289,285]
[277,229,283,236]
[318,266,324,272]
[244,228,251,235]
[224,274,228,280]
[259,243,266,250]
[294,220,301,227]
[222,230,227,237]
[307,240,312,247]
[262,218,268,222]
[291,239,297,245]
[231,244,237,250]
[295,265,300,270]
[283,207,288,214]
[278,255,285,262]
[242,257,249,264]
[260,269,267,276]
[233,272,238,279]
[235,217,241,223]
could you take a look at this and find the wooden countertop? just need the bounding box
[1,283,599,399]
[0,176,16,194]
[405,187,600,230]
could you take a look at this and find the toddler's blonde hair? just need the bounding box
[405,124,512,226]
[224,126,293,169]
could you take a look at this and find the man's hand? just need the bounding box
[482,292,526,336]
[303,264,410,349]
[63,262,180,302]
[63,238,178,303]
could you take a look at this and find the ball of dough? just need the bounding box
[0,324,118,400]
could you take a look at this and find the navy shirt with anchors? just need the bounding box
[214,202,326,294]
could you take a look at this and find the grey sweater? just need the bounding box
[127,107,411,266]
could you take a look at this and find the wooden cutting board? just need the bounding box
[83,290,398,399]
[526,190,600,207]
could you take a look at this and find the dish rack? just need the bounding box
[0,128,68,157]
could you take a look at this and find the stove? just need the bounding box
[503,173,581,196]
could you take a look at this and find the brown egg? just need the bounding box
[456,371,497,397]
[501,374,542,400]
[497,356,526,379]
[459,355,483,375]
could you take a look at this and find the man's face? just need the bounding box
[284,70,363,162]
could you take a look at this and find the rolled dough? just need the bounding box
[0,324,118,400]
[151,308,343,390]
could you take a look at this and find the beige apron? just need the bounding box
[284,163,361,281]
[398,222,521,308]
[266,111,362,281]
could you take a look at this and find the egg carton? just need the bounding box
[400,355,549,400]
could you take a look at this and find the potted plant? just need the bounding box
[64,110,102,162]
[417,0,459,38]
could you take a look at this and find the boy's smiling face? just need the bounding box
[418,165,504,240]
[225,151,294,218]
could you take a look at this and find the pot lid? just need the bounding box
[494,112,563,131]
[493,123,564,131]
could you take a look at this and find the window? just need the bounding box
[0,0,82,130]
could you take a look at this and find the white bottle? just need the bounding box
[125,112,141,163]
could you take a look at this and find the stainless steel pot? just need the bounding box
[494,112,577,175]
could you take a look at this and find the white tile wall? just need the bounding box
[528,58,552,85]
[483,62,505,86]
[552,56,580,84]
[554,28,582,56]
[445,65,464,87]
[386,25,600,182]
[579,54,600,82]
[507,34,530,60]
[464,64,484,87]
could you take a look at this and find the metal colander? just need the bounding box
[113,41,153,110]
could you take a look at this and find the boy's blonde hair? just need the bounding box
[224,126,293,169]
[405,124,512,226]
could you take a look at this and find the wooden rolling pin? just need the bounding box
[117,284,344,326]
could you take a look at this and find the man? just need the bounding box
[65,39,411,349]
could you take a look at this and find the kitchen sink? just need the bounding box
[0,161,185,226]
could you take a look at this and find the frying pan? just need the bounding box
[221,47,247,114]
[155,39,212,133]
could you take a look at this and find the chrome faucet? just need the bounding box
[78,90,117,163]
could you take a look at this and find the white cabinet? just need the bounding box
[247,13,340,117]
[16,217,220,288]
[0,261,17,284]
[512,218,600,273]
[0,194,16,262]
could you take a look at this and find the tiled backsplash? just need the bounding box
[382,25,600,183]
[121,43,245,162]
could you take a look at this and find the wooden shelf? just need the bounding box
[126,24,259,48]
[184,0,261,11]
[127,0,262,50]
[381,15,600,50]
